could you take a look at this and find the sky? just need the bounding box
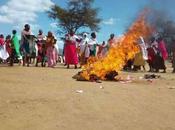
[0,0,175,48]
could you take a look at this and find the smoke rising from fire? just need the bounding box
[76,1,175,81]
[145,0,175,52]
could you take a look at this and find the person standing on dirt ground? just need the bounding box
[5,35,12,61]
[0,34,9,63]
[45,31,57,68]
[88,32,98,57]
[172,39,175,73]
[154,37,168,73]
[147,38,156,72]
[10,30,23,66]
[36,29,46,67]
[79,33,90,67]
[21,24,32,67]
[64,31,79,69]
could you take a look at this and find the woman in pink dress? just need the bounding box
[46,31,57,68]
[64,32,78,69]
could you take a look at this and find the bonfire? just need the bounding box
[74,11,152,81]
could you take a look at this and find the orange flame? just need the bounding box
[81,12,152,80]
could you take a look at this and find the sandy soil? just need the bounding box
[0,64,175,130]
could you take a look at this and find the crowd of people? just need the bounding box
[0,24,59,68]
[64,32,175,73]
[0,24,175,73]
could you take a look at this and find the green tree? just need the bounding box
[48,0,101,34]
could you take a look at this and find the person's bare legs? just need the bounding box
[143,66,146,71]
[67,64,70,69]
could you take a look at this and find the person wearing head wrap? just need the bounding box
[79,33,90,66]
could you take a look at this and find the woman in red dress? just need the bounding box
[5,35,12,56]
[64,32,78,69]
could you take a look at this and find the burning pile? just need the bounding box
[74,12,152,81]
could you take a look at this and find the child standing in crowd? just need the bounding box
[46,31,57,68]
[88,32,98,57]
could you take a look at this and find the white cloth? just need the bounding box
[21,30,31,45]
[54,43,59,55]
[68,34,76,42]
[35,44,38,57]
[37,34,45,41]
[88,38,98,51]
[140,44,148,60]
[80,37,90,58]
[67,34,80,48]
[0,45,9,60]
[139,37,148,60]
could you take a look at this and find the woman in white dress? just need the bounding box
[79,33,90,66]
[0,34,9,62]
[88,32,98,57]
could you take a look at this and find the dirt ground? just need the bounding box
[0,64,175,130]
